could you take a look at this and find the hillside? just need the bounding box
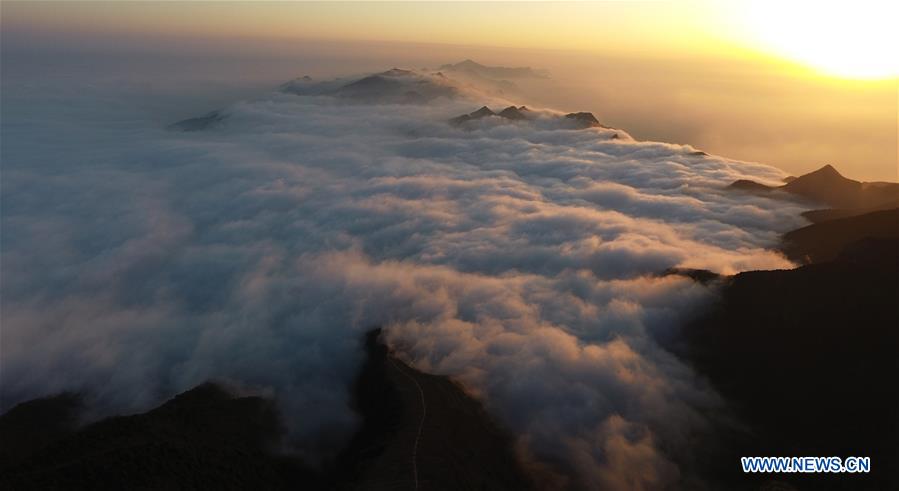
[783,208,899,263]
[728,164,899,222]
[0,331,530,490]
[671,237,899,491]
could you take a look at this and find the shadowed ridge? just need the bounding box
[781,164,863,208]
[726,165,899,220]
[449,105,496,125]
[801,197,899,222]
[0,383,320,490]
[563,111,610,129]
[278,68,461,104]
[564,111,599,123]
[498,105,528,120]
[450,106,613,131]
[470,105,495,118]
[339,74,399,94]
[2,330,533,490]
[333,329,404,488]
[0,393,82,469]
[336,328,534,490]
[670,236,899,491]
[379,68,415,77]
[661,267,722,285]
[452,59,484,70]
[728,179,775,192]
[168,110,227,132]
[783,207,899,264]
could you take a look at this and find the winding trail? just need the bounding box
[344,329,532,490]
[388,357,427,491]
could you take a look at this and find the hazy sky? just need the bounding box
[2,1,897,180]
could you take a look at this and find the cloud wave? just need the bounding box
[1,69,809,488]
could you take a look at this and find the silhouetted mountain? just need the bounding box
[438,59,549,79]
[671,237,899,491]
[336,329,533,490]
[281,68,461,104]
[334,70,459,103]
[728,165,899,222]
[470,106,496,118]
[449,106,615,132]
[449,105,496,125]
[800,204,898,223]
[564,112,604,128]
[662,267,723,285]
[176,67,491,129]
[781,164,872,209]
[168,110,227,132]
[783,208,899,264]
[781,164,897,212]
[498,105,528,120]
[728,179,775,192]
[0,383,318,490]
[0,393,82,469]
[449,105,535,126]
[1,331,531,490]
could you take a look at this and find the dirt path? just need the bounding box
[387,357,427,490]
[340,329,533,490]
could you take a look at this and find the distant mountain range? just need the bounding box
[169,60,552,130]
[730,164,899,222]
[728,164,899,265]
[280,67,463,104]
[438,59,550,79]
[168,110,227,132]
[449,105,616,132]
[0,383,318,489]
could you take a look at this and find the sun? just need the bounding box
[736,0,898,79]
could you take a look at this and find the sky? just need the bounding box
[2,1,896,181]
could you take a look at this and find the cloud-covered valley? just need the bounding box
[1,66,811,489]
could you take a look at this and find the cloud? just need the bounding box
[1,68,810,486]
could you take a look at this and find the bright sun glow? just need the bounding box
[737,0,899,79]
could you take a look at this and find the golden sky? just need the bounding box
[4,1,897,180]
[8,1,897,78]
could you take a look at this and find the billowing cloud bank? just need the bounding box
[1,68,809,489]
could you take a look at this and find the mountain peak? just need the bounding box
[498,106,528,120]
[449,106,496,126]
[728,163,898,213]
[380,68,415,77]
[810,164,842,178]
[785,164,855,189]
[458,59,483,68]
[564,112,602,128]
[779,164,868,209]
[471,106,495,118]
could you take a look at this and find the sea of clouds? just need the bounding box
[1,67,810,489]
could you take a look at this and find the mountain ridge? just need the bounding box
[728,164,899,222]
